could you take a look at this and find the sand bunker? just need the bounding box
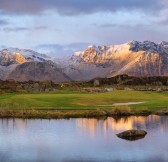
[97,102,146,106]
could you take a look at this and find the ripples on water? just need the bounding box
[0,115,168,162]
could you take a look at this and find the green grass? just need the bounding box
[0,90,168,112]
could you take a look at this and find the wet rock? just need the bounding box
[118,135,146,141]
[116,130,147,140]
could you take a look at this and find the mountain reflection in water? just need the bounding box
[0,115,168,162]
[76,115,163,137]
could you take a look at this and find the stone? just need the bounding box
[156,88,162,92]
[33,83,40,91]
[151,82,163,86]
[124,87,133,91]
[104,88,117,92]
[116,130,147,141]
[93,79,100,86]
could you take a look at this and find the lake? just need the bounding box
[0,115,168,162]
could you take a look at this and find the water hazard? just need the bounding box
[0,115,168,162]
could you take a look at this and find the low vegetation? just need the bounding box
[0,75,168,118]
[0,90,167,118]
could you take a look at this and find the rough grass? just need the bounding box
[0,90,168,112]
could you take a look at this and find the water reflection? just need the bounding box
[117,135,146,141]
[76,115,162,137]
[0,116,167,162]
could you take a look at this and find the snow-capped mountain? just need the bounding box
[63,40,168,81]
[0,48,52,66]
[0,40,168,82]
[72,40,168,65]
[0,48,71,82]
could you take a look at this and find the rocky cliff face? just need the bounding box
[0,51,27,66]
[0,40,168,82]
[0,48,52,64]
[0,48,72,82]
[63,41,168,81]
[8,62,71,82]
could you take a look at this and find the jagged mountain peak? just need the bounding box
[0,47,53,66]
[64,40,168,81]
[0,47,71,82]
[0,40,168,82]
[76,40,168,58]
[160,41,168,48]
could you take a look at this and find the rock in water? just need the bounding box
[116,130,147,141]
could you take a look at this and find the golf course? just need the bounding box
[0,90,168,118]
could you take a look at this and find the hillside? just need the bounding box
[63,41,168,81]
[0,40,168,82]
[0,48,71,82]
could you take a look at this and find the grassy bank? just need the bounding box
[0,90,168,118]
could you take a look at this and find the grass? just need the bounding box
[0,90,168,118]
[0,90,168,111]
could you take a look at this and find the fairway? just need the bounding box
[0,90,168,111]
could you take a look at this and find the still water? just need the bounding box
[0,115,168,162]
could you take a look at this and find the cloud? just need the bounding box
[34,42,91,56]
[34,26,48,30]
[3,27,29,32]
[3,26,48,32]
[0,45,6,50]
[0,19,9,26]
[156,13,168,26]
[0,0,166,15]
[98,23,148,29]
[99,23,117,28]
[98,23,132,28]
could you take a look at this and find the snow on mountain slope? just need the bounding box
[0,47,71,81]
[0,40,168,82]
[62,40,168,81]
[73,40,168,65]
[0,48,52,66]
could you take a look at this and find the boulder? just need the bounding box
[116,130,147,141]
[93,79,100,86]
[104,88,117,92]
[124,87,133,91]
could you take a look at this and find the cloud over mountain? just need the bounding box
[0,0,166,15]
[0,19,9,26]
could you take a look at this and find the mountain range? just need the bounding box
[0,40,168,82]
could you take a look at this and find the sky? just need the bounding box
[0,0,168,56]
